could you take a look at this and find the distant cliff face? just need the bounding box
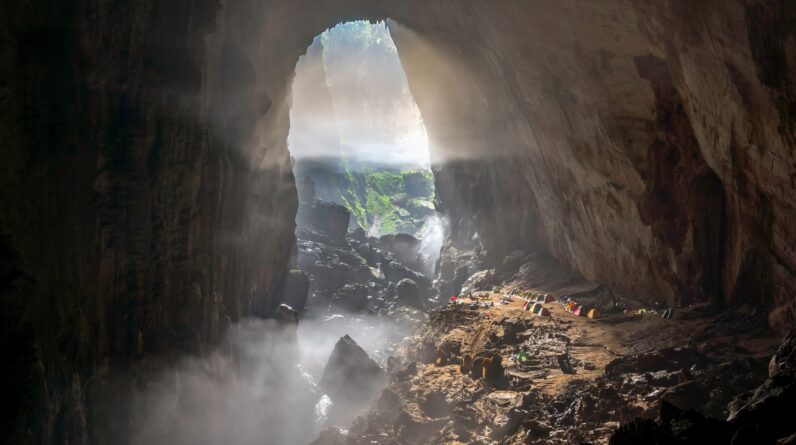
[2,0,795,442]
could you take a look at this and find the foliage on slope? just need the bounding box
[340,162,435,236]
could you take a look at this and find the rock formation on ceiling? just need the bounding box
[1,0,794,442]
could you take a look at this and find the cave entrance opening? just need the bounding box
[287,19,445,307]
[282,20,445,436]
[288,20,440,240]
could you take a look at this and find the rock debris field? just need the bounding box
[313,289,795,445]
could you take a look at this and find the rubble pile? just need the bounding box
[311,286,789,444]
[294,201,433,316]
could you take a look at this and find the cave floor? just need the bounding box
[339,292,780,445]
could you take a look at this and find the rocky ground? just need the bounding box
[294,201,795,445]
[311,280,795,445]
[286,199,439,434]
[293,198,436,316]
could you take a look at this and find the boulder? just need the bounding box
[374,388,402,420]
[308,261,357,294]
[309,427,347,445]
[419,391,450,419]
[727,339,796,441]
[378,233,423,270]
[383,260,430,290]
[351,227,366,241]
[274,304,299,342]
[320,335,387,406]
[460,269,496,295]
[490,407,525,439]
[296,201,351,241]
[275,303,299,325]
[769,328,796,378]
[395,278,424,310]
[332,283,368,312]
[609,401,735,445]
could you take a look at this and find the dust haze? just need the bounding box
[131,312,410,445]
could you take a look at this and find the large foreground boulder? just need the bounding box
[320,335,387,406]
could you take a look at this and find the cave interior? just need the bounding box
[1,1,796,444]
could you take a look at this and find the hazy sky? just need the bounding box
[288,21,430,167]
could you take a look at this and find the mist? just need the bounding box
[417,214,447,275]
[130,312,412,445]
[107,21,455,445]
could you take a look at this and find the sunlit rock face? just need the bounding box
[2,0,795,442]
[387,2,796,330]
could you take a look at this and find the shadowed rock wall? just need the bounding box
[1,0,298,441]
[1,0,794,442]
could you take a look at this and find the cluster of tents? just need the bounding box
[510,289,600,320]
[524,300,551,316]
[515,292,553,317]
[563,299,599,319]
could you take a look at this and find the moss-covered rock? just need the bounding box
[341,163,436,236]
